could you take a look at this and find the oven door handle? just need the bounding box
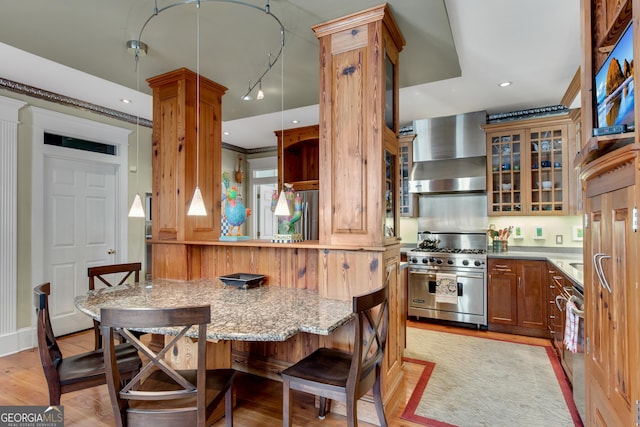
[409,269,431,275]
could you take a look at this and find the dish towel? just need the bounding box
[435,272,458,304]
[563,299,580,353]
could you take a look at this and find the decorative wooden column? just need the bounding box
[148,68,226,279]
[312,5,406,422]
[313,4,405,248]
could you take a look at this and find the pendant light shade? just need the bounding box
[256,80,265,100]
[187,186,207,216]
[187,1,207,217]
[273,189,290,216]
[128,193,146,217]
[128,40,145,219]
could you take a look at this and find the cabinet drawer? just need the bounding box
[488,258,516,273]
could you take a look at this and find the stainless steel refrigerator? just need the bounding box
[296,190,319,241]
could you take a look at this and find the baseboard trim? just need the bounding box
[0,326,35,357]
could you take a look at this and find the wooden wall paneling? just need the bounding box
[197,246,319,290]
[317,248,389,355]
[151,244,189,280]
[186,84,223,241]
[332,46,368,243]
[152,82,182,241]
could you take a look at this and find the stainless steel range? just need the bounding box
[408,231,487,327]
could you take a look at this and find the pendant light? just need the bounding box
[256,80,265,100]
[128,41,146,218]
[273,29,290,218]
[187,0,207,216]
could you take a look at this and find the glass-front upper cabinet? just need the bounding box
[485,116,575,216]
[489,130,523,214]
[529,127,565,213]
[398,134,416,217]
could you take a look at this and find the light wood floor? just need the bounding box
[0,320,550,426]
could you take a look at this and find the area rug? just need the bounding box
[401,328,583,427]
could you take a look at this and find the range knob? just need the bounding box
[462,260,469,266]
[436,258,443,265]
[474,260,484,267]
[447,259,454,265]
[429,257,435,263]
[422,258,429,264]
[411,257,418,264]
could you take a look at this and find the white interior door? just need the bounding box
[258,183,277,240]
[44,157,118,335]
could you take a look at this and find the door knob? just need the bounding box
[108,249,116,255]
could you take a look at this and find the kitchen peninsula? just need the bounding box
[148,4,407,420]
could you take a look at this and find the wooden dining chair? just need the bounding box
[34,282,142,406]
[88,262,142,350]
[100,305,236,427]
[281,270,391,427]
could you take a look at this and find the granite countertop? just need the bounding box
[75,279,354,342]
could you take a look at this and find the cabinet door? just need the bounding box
[585,187,634,427]
[488,131,524,214]
[383,251,404,394]
[516,260,548,330]
[528,125,568,214]
[486,116,575,216]
[488,260,517,325]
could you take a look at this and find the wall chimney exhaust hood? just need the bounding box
[408,111,487,194]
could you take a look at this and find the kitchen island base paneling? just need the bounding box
[150,240,405,418]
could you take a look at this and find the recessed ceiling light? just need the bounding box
[120,98,132,104]
[291,119,299,124]
[223,131,230,136]
[498,81,512,88]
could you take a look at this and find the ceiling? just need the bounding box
[0,0,581,150]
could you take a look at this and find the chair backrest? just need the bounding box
[347,268,391,396]
[88,262,141,290]
[33,283,63,388]
[100,305,211,427]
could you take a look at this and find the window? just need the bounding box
[44,132,116,155]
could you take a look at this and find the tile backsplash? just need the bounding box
[400,215,583,248]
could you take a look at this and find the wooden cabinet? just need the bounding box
[547,268,565,357]
[581,146,639,427]
[383,250,405,394]
[579,0,640,423]
[399,134,416,217]
[147,68,226,243]
[312,4,405,248]
[274,125,319,191]
[487,259,518,325]
[484,116,578,216]
[577,0,634,163]
[488,258,549,337]
[548,267,575,384]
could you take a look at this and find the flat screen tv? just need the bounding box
[594,22,634,132]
